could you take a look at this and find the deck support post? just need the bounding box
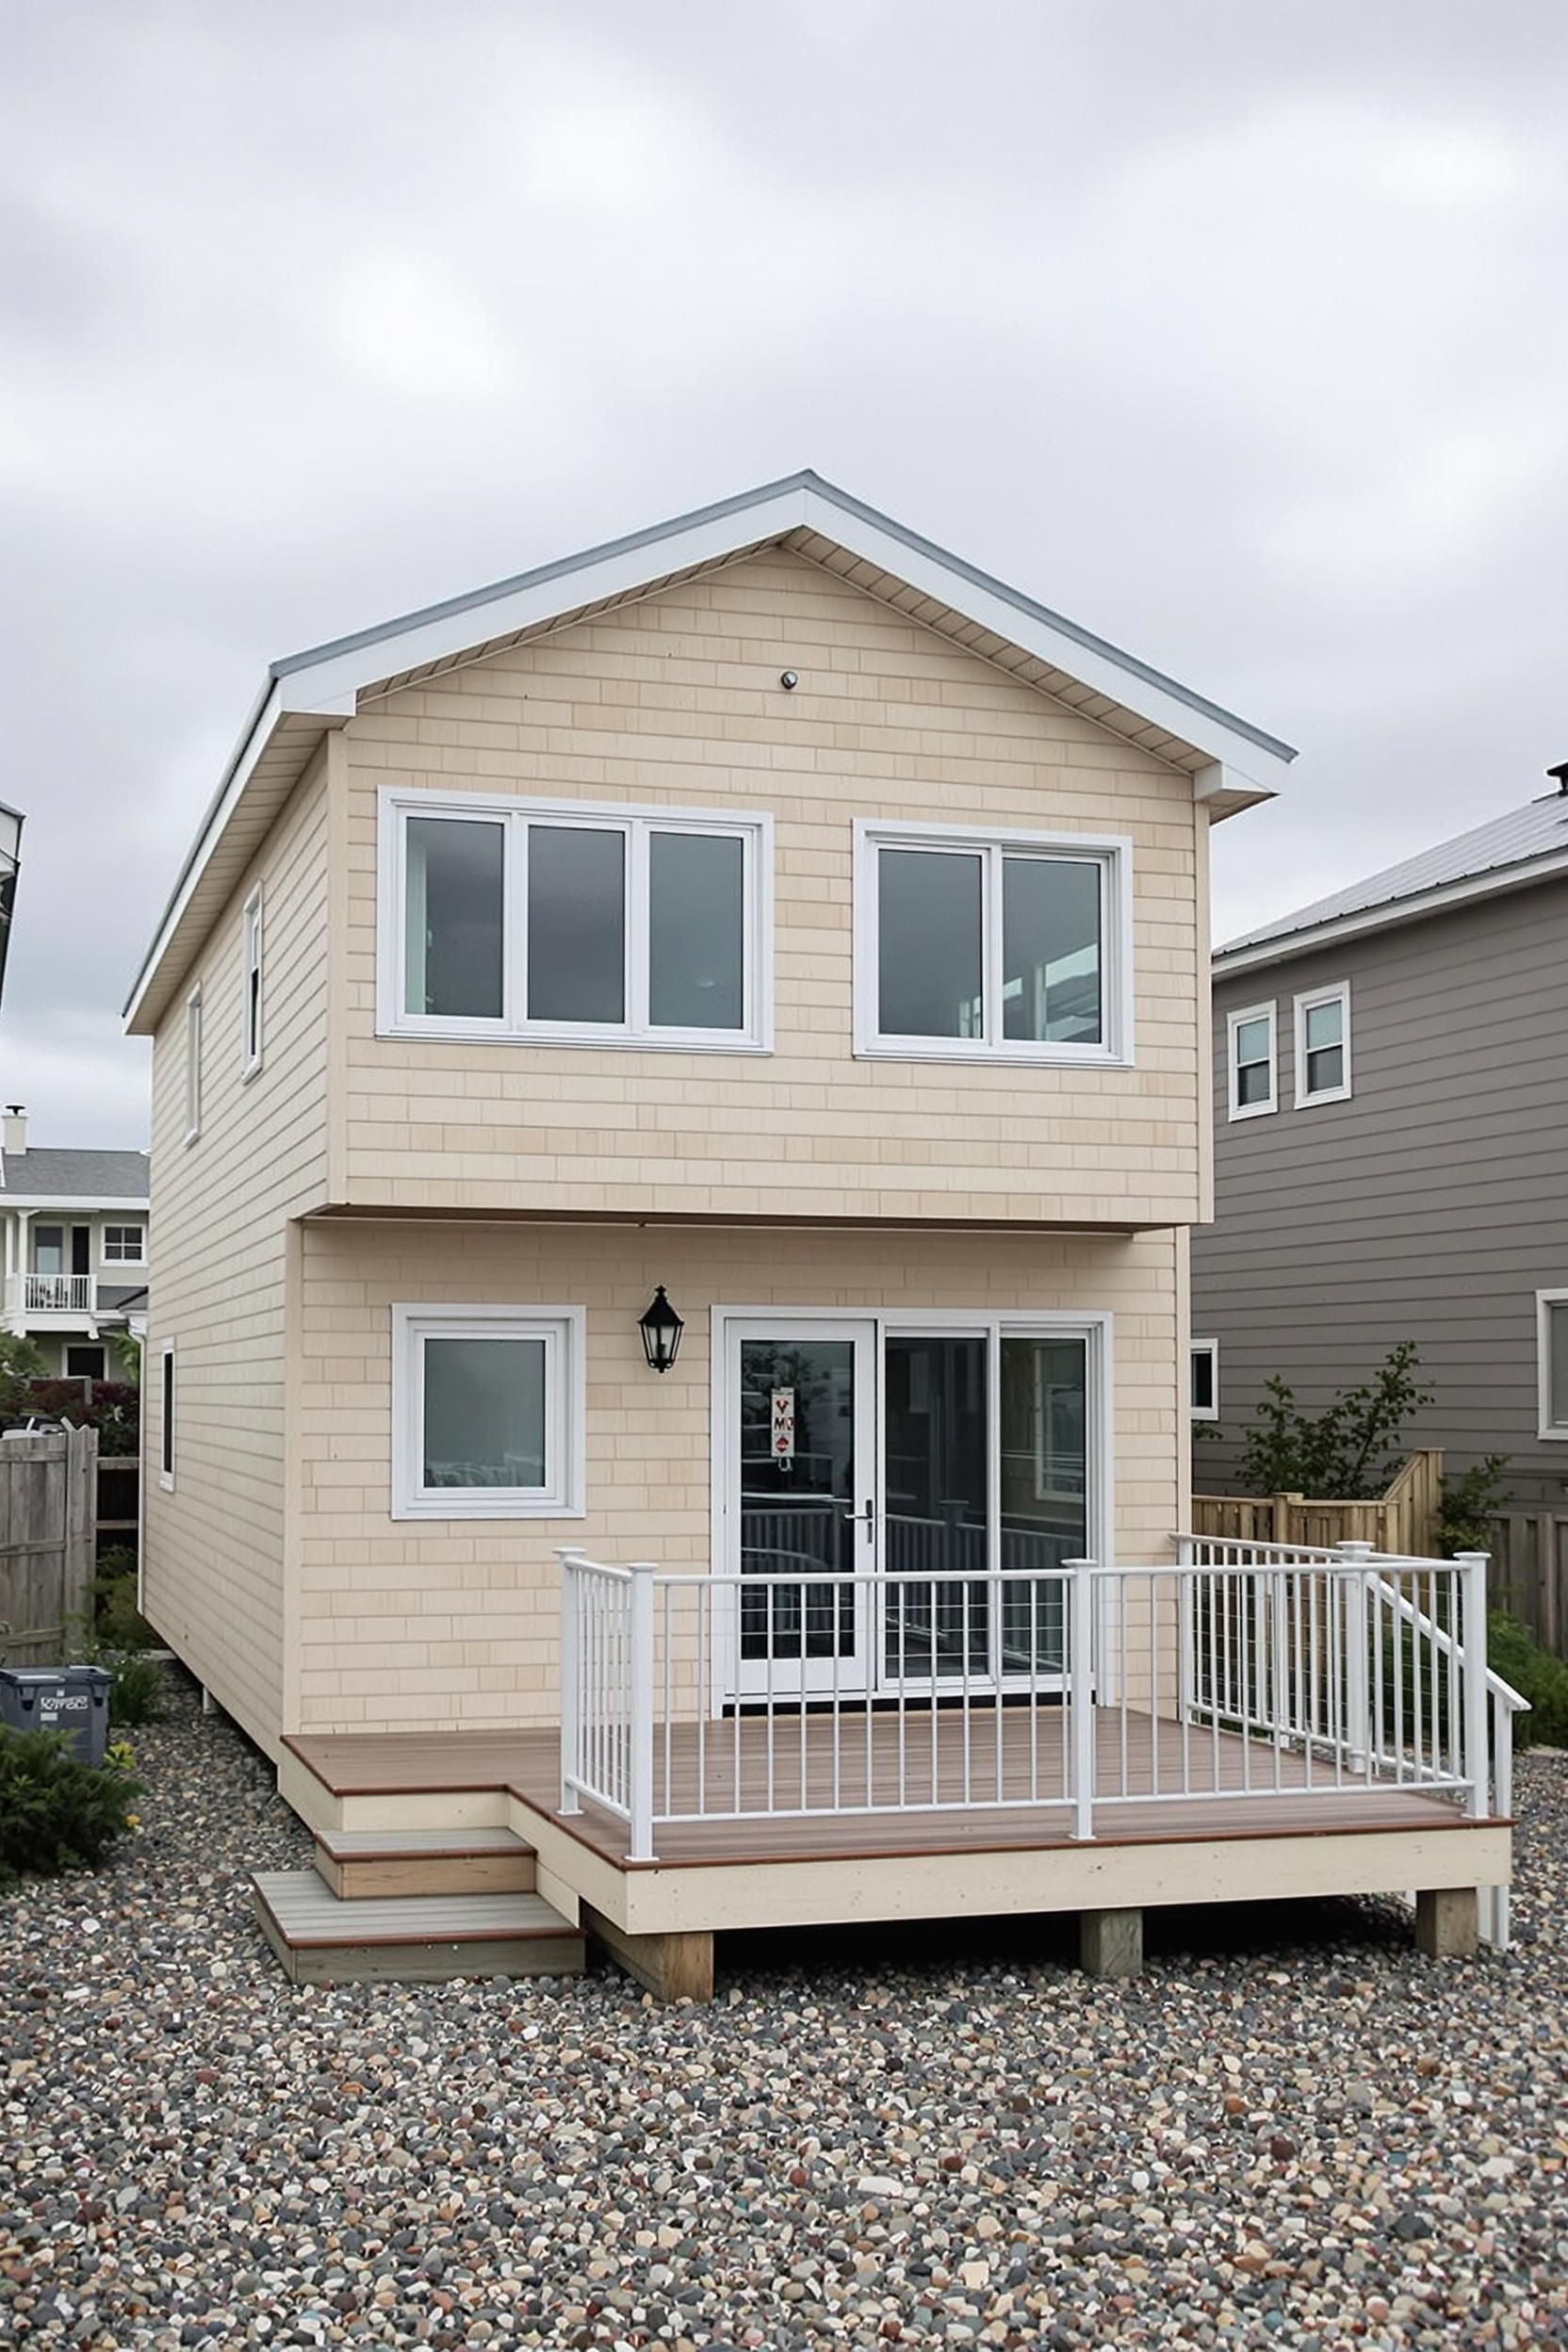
[582,1904,714,2002]
[1415,1886,1479,1960]
[1079,1905,1143,1979]
[1066,1556,1096,1840]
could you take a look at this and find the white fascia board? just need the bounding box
[0,1195,150,1211]
[1215,845,1568,978]
[278,486,814,710]
[795,507,1295,798]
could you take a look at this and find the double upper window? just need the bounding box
[1227,982,1352,1120]
[854,820,1132,1065]
[380,790,772,1051]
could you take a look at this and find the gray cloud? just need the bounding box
[3,0,1564,1141]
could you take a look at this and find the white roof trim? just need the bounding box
[0,1195,150,1211]
[1215,842,1568,977]
[127,469,1295,1029]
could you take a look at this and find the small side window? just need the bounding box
[159,1339,175,1489]
[1190,1340,1219,1421]
[185,988,203,1143]
[1540,1293,1568,1442]
[1227,1002,1277,1120]
[242,885,264,1077]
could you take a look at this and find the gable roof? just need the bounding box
[125,468,1297,1032]
[1216,789,1568,975]
[1,1148,150,1202]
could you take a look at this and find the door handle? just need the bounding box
[842,1501,876,1544]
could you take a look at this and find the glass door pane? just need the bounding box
[738,1335,862,1681]
[998,1335,1086,1673]
[882,1335,989,1681]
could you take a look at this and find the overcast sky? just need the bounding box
[3,1,1564,1145]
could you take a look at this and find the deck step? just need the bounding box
[253,1870,584,1985]
[312,1826,536,1901]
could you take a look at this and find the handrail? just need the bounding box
[1371,1571,1528,1714]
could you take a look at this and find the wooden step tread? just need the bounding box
[253,1870,577,1950]
[314,1827,533,1863]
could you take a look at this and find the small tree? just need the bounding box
[1237,1341,1434,1500]
[1436,1454,1510,1557]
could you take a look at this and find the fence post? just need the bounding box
[556,1547,585,1816]
[1337,1541,1374,1771]
[1456,1551,1491,1821]
[1066,1557,1096,1840]
[628,1561,658,1863]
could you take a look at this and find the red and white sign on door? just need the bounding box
[770,1387,796,1463]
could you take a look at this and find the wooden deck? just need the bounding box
[286,1706,1486,1872]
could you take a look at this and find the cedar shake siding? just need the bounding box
[1193,876,1568,1510]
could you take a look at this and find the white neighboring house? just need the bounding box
[0,1107,151,1382]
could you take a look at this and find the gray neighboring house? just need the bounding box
[1192,779,1568,1519]
[0,1107,151,1380]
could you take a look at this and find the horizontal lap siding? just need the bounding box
[294,1220,1182,1735]
[142,759,332,1755]
[1193,882,1568,1506]
[340,549,1202,1227]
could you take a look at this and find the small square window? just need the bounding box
[392,1305,584,1518]
[1295,983,1351,1106]
[103,1226,145,1265]
[1190,1340,1219,1420]
[1227,1002,1277,1120]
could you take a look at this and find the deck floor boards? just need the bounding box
[286,1708,1483,1871]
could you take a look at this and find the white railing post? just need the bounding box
[1456,1551,1491,1821]
[1066,1556,1096,1840]
[556,1547,585,1815]
[1337,1542,1374,1772]
[628,1560,658,1862]
[1176,1536,1195,1725]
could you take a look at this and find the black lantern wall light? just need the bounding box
[638,1286,685,1373]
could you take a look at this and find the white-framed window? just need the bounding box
[852,819,1133,1065]
[1539,1291,1568,1442]
[103,1225,145,1265]
[241,884,264,1077]
[376,789,773,1052]
[159,1337,175,1489]
[1227,1001,1277,1120]
[391,1303,585,1519]
[184,986,203,1143]
[1294,980,1350,1106]
[1190,1338,1219,1420]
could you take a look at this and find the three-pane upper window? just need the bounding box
[383,792,769,1049]
[854,822,1130,1064]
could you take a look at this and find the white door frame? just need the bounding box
[710,1305,1114,1713]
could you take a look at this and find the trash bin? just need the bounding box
[0,1666,113,1766]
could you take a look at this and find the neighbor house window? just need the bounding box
[391,1304,584,1518]
[1540,1292,1568,1442]
[103,1225,145,1264]
[159,1339,175,1489]
[380,790,771,1050]
[854,821,1131,1064]
[1190,1339,1219,1420]
[241,884,264,1076]
[1295,981,1350,1106]
[185,987,202,1142]
[1227,1002,1277,1120]
[66,1345,106,1382]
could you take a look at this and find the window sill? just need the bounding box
[1227,1100,1277,1123]
[1296,1086,1352,1109]
[392,1496,587,1522]
[852,1040,1133,1071]
[376,1021,772,1055]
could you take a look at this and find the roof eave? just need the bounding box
[1214,844,1568,977]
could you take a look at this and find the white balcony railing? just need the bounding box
[558,1537,1525,1945]
[8,1272,96,1315]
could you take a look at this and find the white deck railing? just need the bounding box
[8,1273,96,1315]
[557,1539,1523,1944]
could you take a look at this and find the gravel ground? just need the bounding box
[4,1667,1568,2352]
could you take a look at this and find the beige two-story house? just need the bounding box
[126,474,1511,1995]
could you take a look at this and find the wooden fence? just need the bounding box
[0,1426,98,1664]
[1192,1447,1444,1558]
[1487,1511,1568,1656]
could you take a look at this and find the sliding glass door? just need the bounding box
[722,1315,1094,1702]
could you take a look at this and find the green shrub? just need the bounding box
[0,1726,142,1889]
[93,1556,156,1651]
[107,1654,164,1726]
[1437,1455,1511,1558]
[1487,1613,1568,1750]
[1237,1342,1434,1499]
